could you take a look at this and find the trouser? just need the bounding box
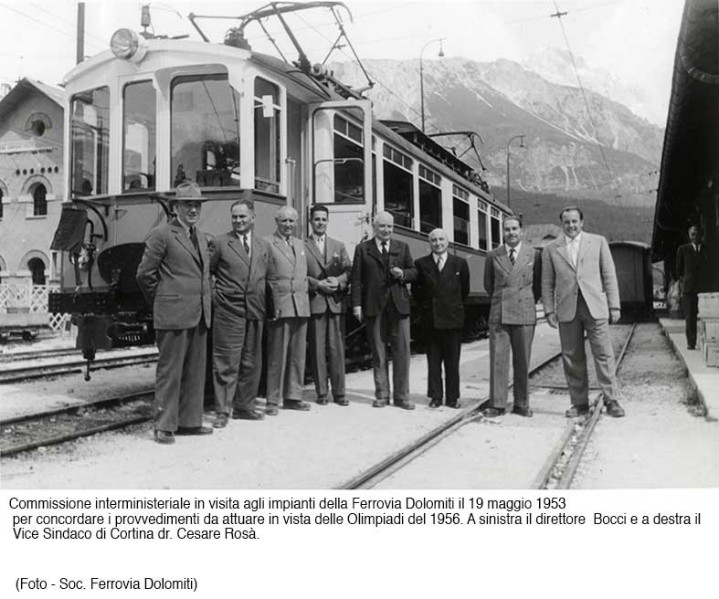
[266,317,308,406]
[683,292,699,348]
[308,311,346,399]
[155,322,207,432]
[426,328,462,404]
[233,319,264,413]
[488,322,535,409]
[365,303,410,402]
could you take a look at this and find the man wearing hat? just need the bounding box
[137,181,214,444]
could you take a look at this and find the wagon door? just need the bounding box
[308,100,372,255]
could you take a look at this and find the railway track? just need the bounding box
[0,349,158,384]
[339,323,637,490]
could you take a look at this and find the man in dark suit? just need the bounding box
[265,206,311,415]
[676,225,708,350]
[413,228,470,409]
[136,181,213,444]
[305,205,352,406]
[483,216,541,417]
[210,199,271,428]
[351,211,417,409]
[542,206,625,418]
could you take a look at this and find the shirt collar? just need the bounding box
[434,251,447,263]
[375,238,390,252]
[505,242,521,255]
[237,230,251,241]
[564,233,582,246]
[314,234,325,243]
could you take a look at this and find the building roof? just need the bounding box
[0,77,64,123]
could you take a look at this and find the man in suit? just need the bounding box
[483,216,541,417]
[305,205,352,406]
[542,206,625,418]
[136,181,213,444]
[413,228,470,409]
[265,205,311,415]
[210,199,271,428]
[676,225,708,350]
[351,211,417,410]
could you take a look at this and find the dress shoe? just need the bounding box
[154,430,175,445]
[334,397,349,406]
[283,399,311,411]
[232,410,265,421]
[429,398,442,408]
[604,400,625,418]
[372,399,388,408]
[512,405,533,417]
[213,413,229,428]
[483,407,505,418]
[265,405,279,416]
[176,426,213,436]
[316,396,329,405]
[446,401,461,409]
[565,405,590,418]
[394,400,415,410]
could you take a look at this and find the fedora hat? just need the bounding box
[163,181,207,202]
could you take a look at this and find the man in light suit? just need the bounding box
[305,205,352,406]
[136,181,213,444]
[351,211,417,410]
[265,205,311,415]
[675,225,708,350]
[210,199,271,428]
[542,206,625,418]
[413,228,470,409]
[483,216,541,417]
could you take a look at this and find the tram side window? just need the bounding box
[254,78,281,193]
[453,196,470,246]
[123,81,156,192]
[70,87,110,197]
[477,203,488,251]
[171,74,240,188]
[490,208,501,249]
[419,165,442,234]
[383,146,413,228]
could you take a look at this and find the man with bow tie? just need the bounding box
[136,181,213,444]
[676,225,709,350]
[265,205,312,415]
[413,228,470,409]
[542,207,625,419]
[209,199,271,428]
[305,205,352,406]
[483,216,541,417]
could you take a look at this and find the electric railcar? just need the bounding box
[49,3,512,361]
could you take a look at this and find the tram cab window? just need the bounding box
[254,78,281,193]
[332,115,364,203]
[70,87,110,197]
[477,200,489,251]
[419,165,442,233]
[122,81,156,192]
[383,145,414,228]
[490,207,501,248]
[171,74,241,188]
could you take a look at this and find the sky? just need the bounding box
[0,0,685,122]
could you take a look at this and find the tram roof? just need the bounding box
[652,0,719,261]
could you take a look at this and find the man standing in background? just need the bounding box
[676,225,708,350]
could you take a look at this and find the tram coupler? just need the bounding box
[74,315,112,382]
[82,348,96,381]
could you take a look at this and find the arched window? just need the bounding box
[28,257,46,285]
[33,184,47,216]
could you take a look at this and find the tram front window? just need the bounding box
[123,81,156,191]
[171,75,241,188]
[70,87,110,197]
[254,78,281,193]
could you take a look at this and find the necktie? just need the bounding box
[509,248,516,265]
[436,255,444,271]
[381,242,389,264]
[189,226,199,252]
[287,237,296,257]
[243,234,250,256]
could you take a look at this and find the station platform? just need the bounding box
[658,317,719,421]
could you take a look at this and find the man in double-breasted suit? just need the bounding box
[413,228,470,409]
[676,225,708,350]
[210,199,271,428]
[305,205,352,406]
[483,216,541,417]
[136,181,213,444]
[265,205,311,415]
[542,206,625,418]
[351,211,417,409]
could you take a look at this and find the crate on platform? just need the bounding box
[698,293,719,318]
[701,317,719,343]
[704,343,719,367]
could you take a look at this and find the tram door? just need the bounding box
[309,100,373,255]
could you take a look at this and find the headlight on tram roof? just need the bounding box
[110,28,148,63]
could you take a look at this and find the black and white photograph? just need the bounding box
[0,0,716,595]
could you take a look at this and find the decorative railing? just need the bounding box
[0,282,69,332]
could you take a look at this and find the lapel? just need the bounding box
[227,233,250,269]
[306,238,326,273]
[496,246,513,274]
[171,222,202,267]
[555,238,574,270]
[273,232,296,267]
[367,238,385,267]
[576,234,591,269]
[513,244,532,272]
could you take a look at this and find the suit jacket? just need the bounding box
[136,219,212,330]
[484,244,541,325]
[266,232,310,319]
[676,243,708,294]
[306,236,352,315]
[542,232,620,323]
[351,238,417,317]
[210,231,270,320]
[413,253,469,329]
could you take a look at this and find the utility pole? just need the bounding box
[76,2,85,65]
